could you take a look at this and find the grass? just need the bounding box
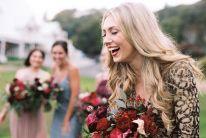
[200,93,206,138]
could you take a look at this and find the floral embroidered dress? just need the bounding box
[109,61,199,138]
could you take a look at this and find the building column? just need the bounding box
[0,40,7,62]
[18,42,25,58]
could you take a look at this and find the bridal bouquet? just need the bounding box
[6,78,62,114]
[86,94,159,138]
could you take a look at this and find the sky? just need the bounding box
[24,0,200,20]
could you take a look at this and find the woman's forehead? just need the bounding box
[102,16,119,30]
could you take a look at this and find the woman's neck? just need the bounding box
[129,60,141,80]
[28,66,40,72]
[129,58,151,101]
[58,61,69,71]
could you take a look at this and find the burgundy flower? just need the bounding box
[96,117,110,131]
[86,112,98,125]
[140,109,158,137]
[96,106,107,118]
[115,111,132,132]
[81,92,102,106]
[109,128,123,138]
[17,80,25,91]
[90,97,102,106]
[86,112,98,132]
[8,96,14,104]
[126,109,137,120]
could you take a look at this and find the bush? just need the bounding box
[199,56,206,78]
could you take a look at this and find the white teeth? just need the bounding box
[108,47,119,51]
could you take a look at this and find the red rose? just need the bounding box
[109,128,123,138]
[86,112,98,126]
[44,88,51,94]
[90,97,101,106]
[16,80,25,92]
[86,112,98,132]
[96,117,110,131]
[81,92,101,106]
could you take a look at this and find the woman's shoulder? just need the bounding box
[39,69,51,80]
[16,67,27,73]
[68,63,79,73]
[163,60,196,93]
[15,68,28,78]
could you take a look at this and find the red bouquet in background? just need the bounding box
[86,94,159,138]
[6,78,62,115]
[77,92,108,122]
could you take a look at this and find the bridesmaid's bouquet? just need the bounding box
[6,78,62,114]
[85,95,159,138]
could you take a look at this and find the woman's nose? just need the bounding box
[103,36,112,47]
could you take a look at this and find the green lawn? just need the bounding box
[0,71,205,137]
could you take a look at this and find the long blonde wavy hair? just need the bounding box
[101,3,203,131]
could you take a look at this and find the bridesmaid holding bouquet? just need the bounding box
[0,49,50,138]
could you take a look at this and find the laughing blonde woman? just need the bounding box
[101,3,203,137]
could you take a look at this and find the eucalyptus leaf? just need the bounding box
[115,99,126,109]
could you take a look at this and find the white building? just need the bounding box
[0,0,68,63]
[0,0,95,70]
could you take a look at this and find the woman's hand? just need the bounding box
[0,111,6,124]
[61,121,70,135]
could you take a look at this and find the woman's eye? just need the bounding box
[102,33,106,37]
[111,31,118,35]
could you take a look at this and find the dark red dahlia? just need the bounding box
[115,111,132,132]
[96,117,110,131]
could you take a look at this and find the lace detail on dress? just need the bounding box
[108,61,199,137]
[164,61,199,138]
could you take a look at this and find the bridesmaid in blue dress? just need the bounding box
[50,40,81,138]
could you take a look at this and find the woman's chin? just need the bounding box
[31,65,41,69]
[113,57,123,63]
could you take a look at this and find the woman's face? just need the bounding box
[102,16,138,63]
[51,45,67,66]
[29,50,44,68]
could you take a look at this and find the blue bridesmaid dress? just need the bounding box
[51,77,81,138]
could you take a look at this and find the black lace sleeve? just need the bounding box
[165,61,199,138]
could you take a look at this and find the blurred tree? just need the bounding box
[53,9,103,58]
[72,10,103,58]
[53,9,77,37]
[157,0,206,58]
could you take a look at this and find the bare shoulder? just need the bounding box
[15,68,27,77]
[51,64,57,73]
[69,64,79,74]
[16,68,27,73]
